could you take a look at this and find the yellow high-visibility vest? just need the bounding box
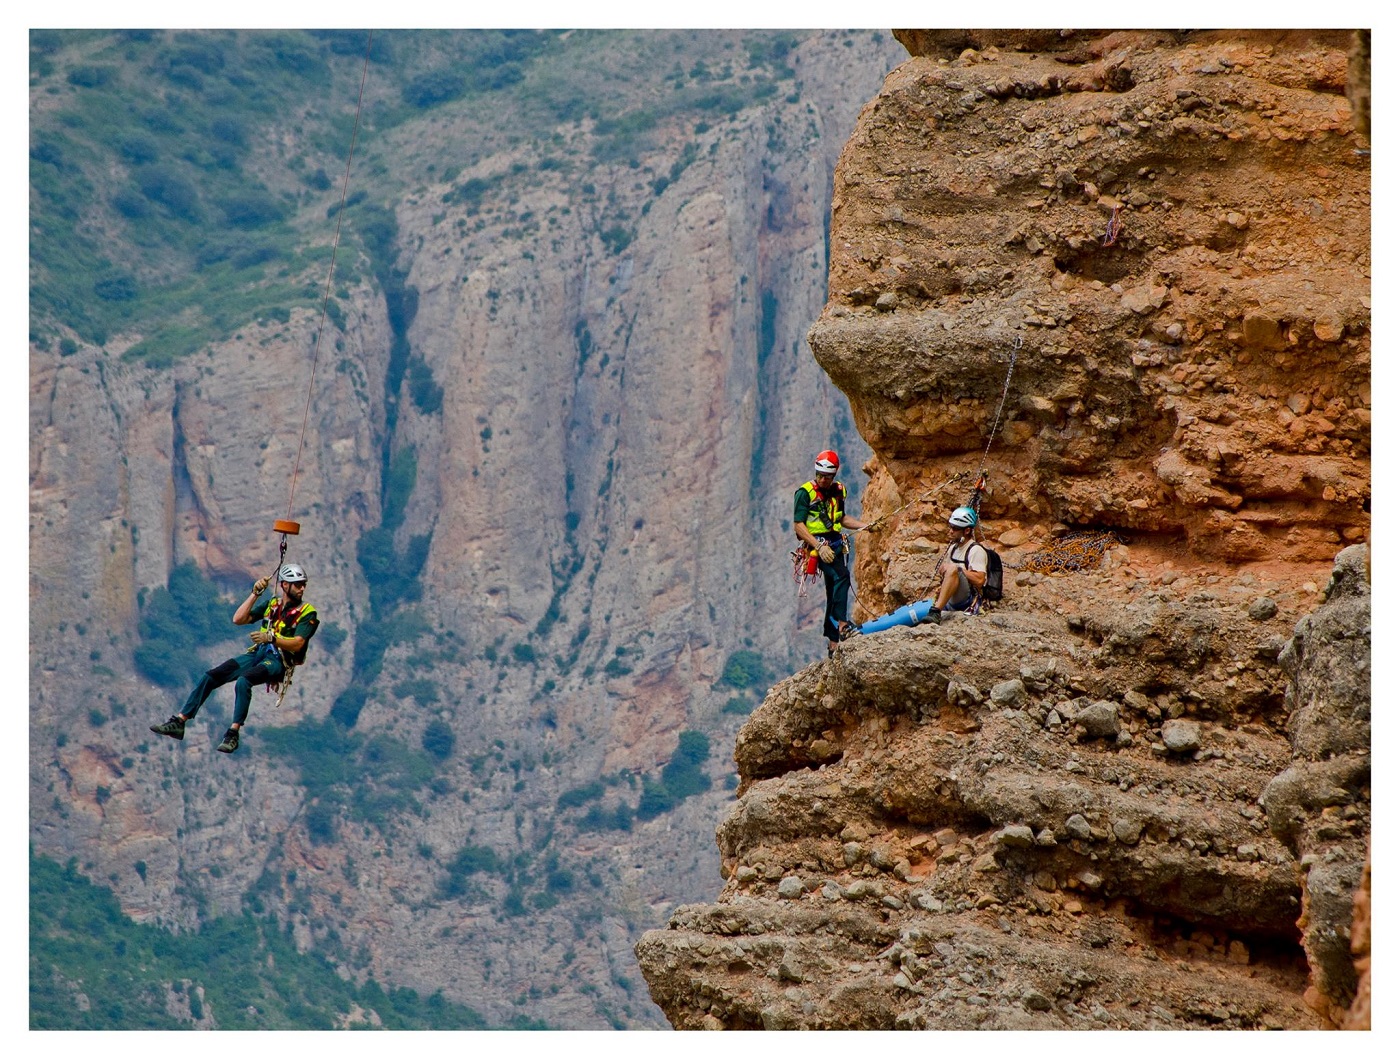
[800,480,845,535]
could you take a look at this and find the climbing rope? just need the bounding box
[1015,530,1123,574]
[1102,205,1123,247]
[857,470,974,534]
[265,31,375,710]
[284,29,375,525]
[791,545,818,598]
[970,335,1020,522]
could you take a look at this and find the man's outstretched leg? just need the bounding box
[217,657,282,753]
[151,658,242,740]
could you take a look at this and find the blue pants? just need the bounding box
[181,649,285,726]
[817,535,850,643]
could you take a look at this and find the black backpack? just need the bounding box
[953,541,1004,602]
[979,543,1004,602]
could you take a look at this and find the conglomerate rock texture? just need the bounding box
[814,28,1368,605]
[636,29,1369,1031]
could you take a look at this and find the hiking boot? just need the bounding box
[838,621,859,641]
[150,715,185,740]
[216,728,240,754]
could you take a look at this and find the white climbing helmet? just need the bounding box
[948,506,978,529]
[278,563,307,584]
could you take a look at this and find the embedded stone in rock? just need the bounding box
[778,876,805,899]
[1076,700,1120,739]
[947,676,983,706]
[735,865,759,884]
[1162,719,1203,754]
[843,842,864,866]
[1123,689,1153,714]
[1034,828,1057,847]
[994,824,1035,849]
[1112,817,1144,845]
[1314,315,1345,342]
[1242,312,1286,349]
[1023,990,1053,1011]
[1065,813,1093,840]
[989,678,1029,709]
[875,292,898,311]
[1248,597,1279,621]
[1121,283,1168,314]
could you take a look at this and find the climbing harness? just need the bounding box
[261,30,375,709]
[1102,205,1123,247]
[257,526,302,710]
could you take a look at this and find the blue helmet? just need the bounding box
[948,506,978,529]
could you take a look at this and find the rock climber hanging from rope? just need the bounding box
[150,562,319,753]
[148,32,373,752]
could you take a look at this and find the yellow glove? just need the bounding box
[817,543,836,564]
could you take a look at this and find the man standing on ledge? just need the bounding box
[150,563,319,753]
[794,450,867,657]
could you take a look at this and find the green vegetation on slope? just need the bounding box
[30,28,828,363]
[29,851,530,1029]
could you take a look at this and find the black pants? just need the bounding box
[817,535,850,643]
[181,650,285,727]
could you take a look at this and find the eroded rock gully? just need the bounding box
[636,29,1369,1031]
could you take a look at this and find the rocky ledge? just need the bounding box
[636,545,1368,1028]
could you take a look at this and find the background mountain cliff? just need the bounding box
[29,28,907,1029]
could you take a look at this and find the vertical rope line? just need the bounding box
[978,335,1021,479]
[285,30,375,521]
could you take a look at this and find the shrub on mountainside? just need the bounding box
[133,562,240,688]
[720,649,768,690]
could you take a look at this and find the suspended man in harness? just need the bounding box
[794,450,868,657]
[150,563,320,753]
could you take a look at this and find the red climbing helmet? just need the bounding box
[814,450,840,475]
